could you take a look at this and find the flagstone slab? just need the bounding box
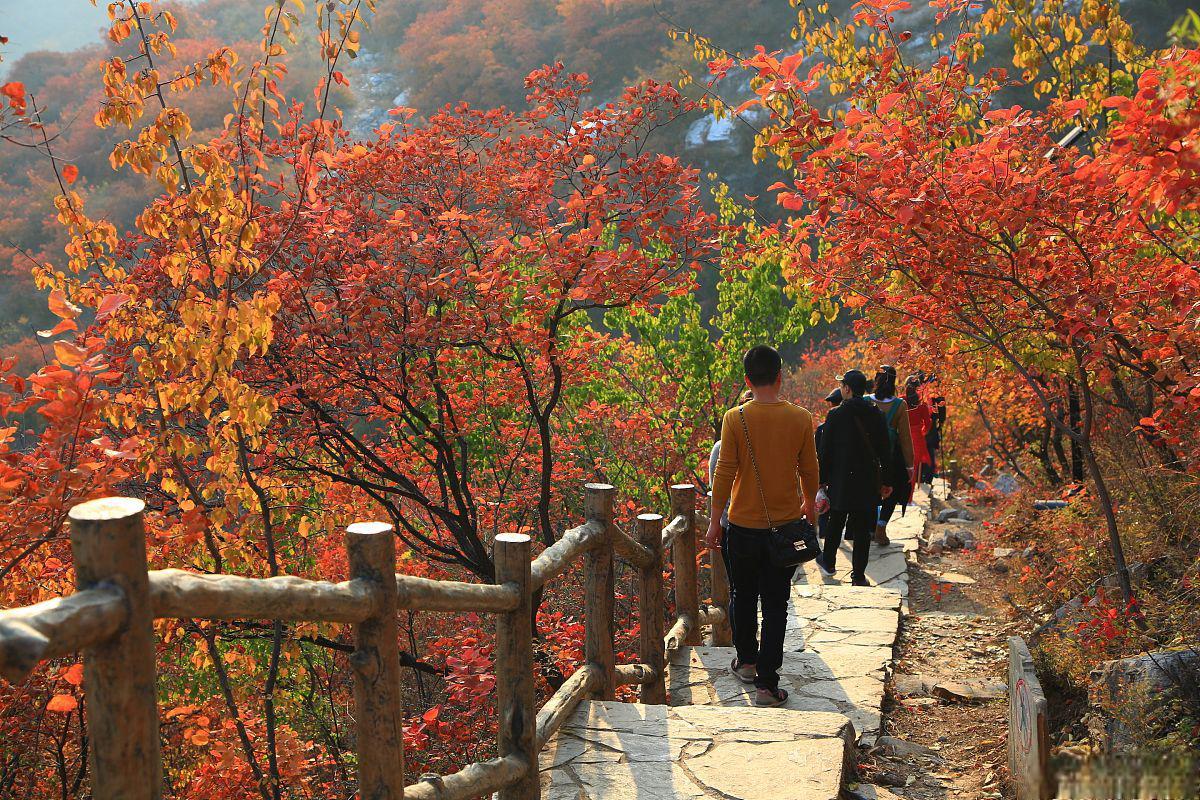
[541,701,854,800]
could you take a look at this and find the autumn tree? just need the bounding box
[248,66,715,579]
[724,0,1200,607]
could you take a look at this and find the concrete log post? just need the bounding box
[494,533,537,800]
[583,483,616,699]
[68,497,162,800]
[706,491,733,646]
[346,522,406,799]
[669,484,702,646]
[635,513,667,704]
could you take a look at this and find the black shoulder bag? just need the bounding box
[737,405,821,569]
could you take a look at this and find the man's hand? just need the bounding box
[881,485,894,499]
[705,516,723,550]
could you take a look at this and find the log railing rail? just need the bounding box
[0,482,731,800]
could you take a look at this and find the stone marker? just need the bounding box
[1008,637,1052,800]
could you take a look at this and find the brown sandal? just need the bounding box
[753,687,788,708]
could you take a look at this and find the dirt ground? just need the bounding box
[854,494,1023,800]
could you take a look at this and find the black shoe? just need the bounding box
[851,576,871,587]
[815,555,835,578]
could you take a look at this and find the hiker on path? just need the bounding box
[707,389,754,649]
[813,370,892,586]
[705,345,820,708]
[869,365,914,546]
[925,381,947,484]
[814,386,843,545]
[904,375,933,488]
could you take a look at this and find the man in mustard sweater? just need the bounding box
[704,345,820,708]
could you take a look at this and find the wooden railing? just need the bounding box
[0,482,731,800]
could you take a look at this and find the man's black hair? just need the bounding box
[743,345,782,387]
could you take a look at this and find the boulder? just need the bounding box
[932,680,1007,703]
[1088,648,1200,751]
[930,528,972,550]
[935,507,976,523]
[993,474,1020,495]
[993,547,1017,558]
[892,674,938,697]
[877,735,939,759]
[935,508,960,523]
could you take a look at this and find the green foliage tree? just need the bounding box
[605,184,832,458]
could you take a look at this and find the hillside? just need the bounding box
[0,0,1192,352]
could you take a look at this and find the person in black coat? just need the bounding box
[814,386,843,550]
[814,370,893,586]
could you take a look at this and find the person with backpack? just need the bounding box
[704,345,820,707]
[870,365,915,546]
[813,370,892,585]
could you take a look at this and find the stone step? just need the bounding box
[667,579,903,744]
[540,699,855,800]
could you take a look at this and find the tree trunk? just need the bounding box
[1036,422,1061,485]
[1067,381,1084,482]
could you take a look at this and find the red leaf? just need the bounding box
[62,164,79,185]
[96,293,132,321]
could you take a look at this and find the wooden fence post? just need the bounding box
[68,497,161,800]
[583,483,616,700]
[707,504,733,647]
[346,522,405,800]
[669,484,701,646]
[635,514,667,704]
[495,533,537,800]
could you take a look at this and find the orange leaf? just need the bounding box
[63,164,79,185]
[47,694,78,713]
[0,81,24,112]
[53,341,87,367]
[191,729,210,746]
[48,290,82,319]
[64,663,85,686]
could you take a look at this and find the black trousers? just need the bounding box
[821,505,876,582]
[722,524,796,690]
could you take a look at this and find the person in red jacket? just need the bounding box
[904,375,933,487]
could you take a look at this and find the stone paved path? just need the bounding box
[540,490,933,799]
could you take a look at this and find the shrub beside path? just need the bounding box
[538,489,934,799]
